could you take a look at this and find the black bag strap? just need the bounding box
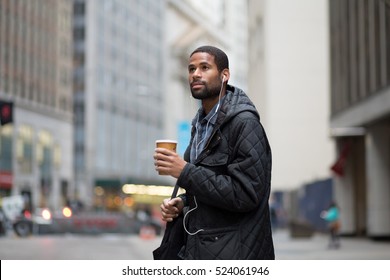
[171,184,180,199]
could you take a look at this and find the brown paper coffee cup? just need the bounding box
[156,139,177,152]
[155,140,177,175]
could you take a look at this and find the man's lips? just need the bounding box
[191,82,204,89]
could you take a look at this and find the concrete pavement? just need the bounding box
[148,229,390,260]
[0,229,389,260]
[273,229,390,260]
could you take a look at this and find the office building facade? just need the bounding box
[73,0,166,208]
[0,0,74,210]
[329,0,390,237]
[248,0,333,191]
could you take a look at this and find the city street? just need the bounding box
[1,229,390,260]
[0,231,161,260]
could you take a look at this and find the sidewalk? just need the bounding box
[1,227,389,260]
[143,228,390,260]
[273,229,390,260]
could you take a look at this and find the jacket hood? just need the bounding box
[218,84,260,124]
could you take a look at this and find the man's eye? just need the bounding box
[201,66,209,70]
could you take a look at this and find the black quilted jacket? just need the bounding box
[176,85,275,260]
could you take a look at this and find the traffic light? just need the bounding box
[0,100,13,126]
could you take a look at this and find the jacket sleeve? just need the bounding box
[177,113,271,212]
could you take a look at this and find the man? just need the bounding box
[154,46,274,259]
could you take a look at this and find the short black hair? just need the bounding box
[190,45,229,72]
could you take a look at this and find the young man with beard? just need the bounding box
[154,45,274,259]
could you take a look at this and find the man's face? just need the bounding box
[188,52,222,100]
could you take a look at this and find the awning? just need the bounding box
[330,140,351,177]
[0,171,13,189]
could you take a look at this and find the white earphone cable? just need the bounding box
[183,196,204,235]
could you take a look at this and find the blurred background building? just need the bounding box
[329,0,390,238]
[0,0,389,239]
[248,0,335,231]
[72,0,166,209]
[0,0,74,211]
[248,0,333,192]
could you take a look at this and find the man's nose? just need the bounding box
[192,68,202,79]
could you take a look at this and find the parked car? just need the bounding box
[0,195,74,237]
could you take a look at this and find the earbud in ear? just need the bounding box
[222,76,226,82]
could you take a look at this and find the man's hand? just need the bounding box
[154,148,187,178]
[160,197,184,222]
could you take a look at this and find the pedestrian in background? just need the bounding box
[321,201,341,249]
[154,45,274,259]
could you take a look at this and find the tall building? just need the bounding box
[247,0,334,192]
[329,0,390,238]
[0,0,74,210]
[72,0,166,208]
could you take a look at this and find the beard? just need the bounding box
[190,81,221,100]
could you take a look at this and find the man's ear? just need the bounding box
[221,69,230,82]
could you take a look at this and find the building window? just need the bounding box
[74,2,85,15]
[0,125,13,171]
[17,125,34,174]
